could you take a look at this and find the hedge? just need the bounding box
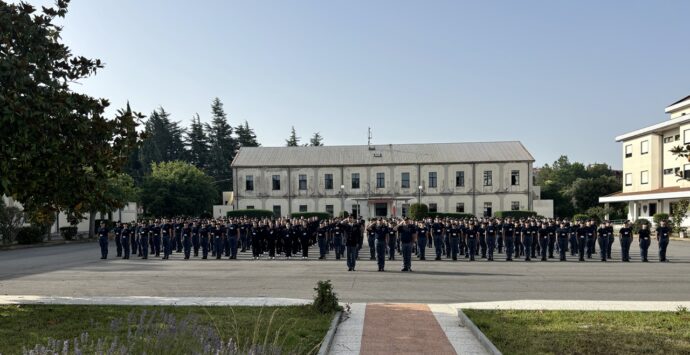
[290,212,331,220]
[16,226,44,245]
[494,211,537,219]
[59,226,78,241]
[426,212,475,219]
[409,203,428,220]
[653,213,670,226]
[226,209,275,218]
[572,213,590,222]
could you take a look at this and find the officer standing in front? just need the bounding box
[97,222,109,259]
[619,221,633,262]
[639,222,651,262]
[397,218,417,272]
[656,220,671,262]
[556,221,569,261]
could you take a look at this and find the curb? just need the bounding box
[0,238,96,251]
[457,308,502,355]
[317,311,342,355]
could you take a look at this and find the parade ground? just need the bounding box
[2,240,690,303]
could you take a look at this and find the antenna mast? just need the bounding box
[367,127,374,150]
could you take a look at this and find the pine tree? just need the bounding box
[205,98,236,193]
[140,107,186,173]
[286,126,300,146]
[235,120,260,148]
[185,113,210,169]
[309,132,324,146]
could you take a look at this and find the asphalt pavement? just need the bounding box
[1,239,689,303]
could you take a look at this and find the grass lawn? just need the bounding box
[464,309,690,355]
[0,304,334,354]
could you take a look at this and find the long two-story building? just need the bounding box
[599,94,690,224]
[230,141,553,218]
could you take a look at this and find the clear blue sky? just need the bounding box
[36,0,690,169]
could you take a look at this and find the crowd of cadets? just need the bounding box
[97,216,673,272]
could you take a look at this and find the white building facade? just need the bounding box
[231,142,552,218]
[600,94,690,225]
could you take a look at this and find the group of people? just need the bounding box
[97,216,673,272]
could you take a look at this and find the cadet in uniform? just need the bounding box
[182,222,192,259]
[486,221,496,261]
[161,219,172,259]
[503,220,515,261]
[375,221,387,271]
[417,221,429,260]
[656,220,671,262]
[639,223,651,262]
[200,221,210,259]
[121,223,131,259]
[397,219,417,272]
[114,222,123,257]
[191,221,200,257]
[151,220,161,257]
[345,222,359,271]
[556,221,569,261]
[174,219,183,253]
[367,222,377,260]
[538,222,549,261]
[466,222,478,261]
[97,222,109,259]
[619,221,632,262]
[597,222,608,262]
[576,221,587,261]
[138,221,149,259]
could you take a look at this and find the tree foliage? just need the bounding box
[309,132,324,146]
[671,199,690,233]
[286,126,300,146]
[140,161,217,217]
[185,113,210,170]
[235,120,260,148]
[0,199,24,245]
[140,107,186,171]
[0,1,143,224]
[205,98,236,193]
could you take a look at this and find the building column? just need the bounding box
[604,203,610,220]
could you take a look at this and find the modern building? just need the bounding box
[599,94,690,225]
[230,141,553,218]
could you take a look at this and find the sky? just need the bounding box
[27,0,690,169]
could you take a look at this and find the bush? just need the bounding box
[653,213,670,227]
[339,210,349,218]
[227,209,275,219]
[633,218,651,234]
[59,226,78,241]
[427,212,475,219]
[0,205,24,245]
[312,280,341,314]
[16,226,45,245]
[409,203,428,220]
[573,213,590,222]
[290,212,331,220]
[494,211,537,219]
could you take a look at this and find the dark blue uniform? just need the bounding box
[639,228,651,262]
[656,226,670,262]
[161,223,172,259]
[97,226,109,259]
[619,226,632,261]
[182,226,192,259]
[398,223,416,271]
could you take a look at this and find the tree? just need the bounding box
[310,132,324,146]
[286,126,300,146]
[205,98,236,193]
[671,199,690,234]
[0,199,24,245]
[140,107,186,172]
[185,114,210,169]
[0,1,143,229]
[409,203,428,220]
[235,120,260,148]
[563,176,620,213]
[140,161,217,217]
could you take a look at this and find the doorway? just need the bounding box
[375,203,388,217]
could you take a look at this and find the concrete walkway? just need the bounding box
[453,300,690,311]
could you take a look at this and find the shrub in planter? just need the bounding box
[16,226,45,244]
[312,280,342,314]
[59,226,78,241]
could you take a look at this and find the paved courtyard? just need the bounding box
[1,239,689,303]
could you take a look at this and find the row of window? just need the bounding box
[245,170,522,191]
[625,165,690,186]
[242,202,521,216]
[626,130,690,158]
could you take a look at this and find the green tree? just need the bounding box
[140,108,186,172]
[206,98,236,193]
[0,199,24,245]
[286,126,300,146]
[140,161,217,217]
[563,176,620,213]
[0,1,143,228]
[235,120,260,148]
[185,114,210,169]
[409,203,428,220]
[671,200,690,233]
[309,132,324,146]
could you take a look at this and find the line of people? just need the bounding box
[96,216,673,272]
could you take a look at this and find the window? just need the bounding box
[299,174,307,190]
[272,175,281,190]
[663,136,673,144]
[640,140,649,155]
[455,171,465,187]
[663,168,674,175]
[676,134,681,141]
[685,164,690,179]
[625,144,632,158]
[685,129,690,144]
[376,172,385,188]
[324,173,333,190]
[483,202,492,218]
[675,167,681,175]
[299,205,308,212]
[245,175,254,191]
[246,205,255,210]
[511,170,520,186]
[272,205,281,217]
[351,173,360,189]
[456,202,465,213]
[429,172,437,188]
[429,203,438,213]
[401,172,410,188]
[625,173,632,186]
[352,205,360,218]
[511,201,520,211]
[483,171,492,186]
[325,205,334,216]
[641,170,649,185]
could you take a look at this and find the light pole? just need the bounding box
[340,184,345,216]
[418,185,423,203]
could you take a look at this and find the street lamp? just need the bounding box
[340,184,345,215]
[418,185,423,203]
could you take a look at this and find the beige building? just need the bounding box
[230,142,553,218]
[600,94,690,224]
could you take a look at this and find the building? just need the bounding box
[599,94,690,224]
[230,141,553,218]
